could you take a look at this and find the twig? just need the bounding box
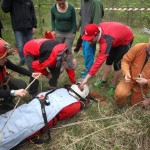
[52,115,122,130]
[64,122,125,149]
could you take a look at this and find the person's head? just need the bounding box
[0,39,10,66]
[56,0,66,9]
[82,24,101,45]
[62,53,77,69]
[69,82,89,99]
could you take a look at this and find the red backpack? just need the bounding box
[45,31,55,40]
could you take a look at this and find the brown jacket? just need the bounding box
[121,43,150,87]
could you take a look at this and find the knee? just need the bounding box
[115,86,129,102]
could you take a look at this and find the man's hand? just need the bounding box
[32,73,41,79]
[141,98,150,107]
[52,31,56,38]
[46,72,52,79]
[14,89,28,97]
[80,74,91,89]
[32,28,36,34]
[80,78,87,89]
[136,77,148,86]
[124,73,131,82]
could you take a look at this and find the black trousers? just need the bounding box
[0,77,27,114]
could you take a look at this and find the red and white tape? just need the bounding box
[105,8,150,11]
[75,7,150,11]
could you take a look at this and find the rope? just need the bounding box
[64,122,125,149]
[0,74,41,134]
[138,74,146,99]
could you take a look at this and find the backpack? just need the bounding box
[44,31,55,40]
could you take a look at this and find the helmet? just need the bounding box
[0,39,7,59]
[69,82,89,99]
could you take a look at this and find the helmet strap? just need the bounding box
[68,87,87,102]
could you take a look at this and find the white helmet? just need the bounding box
[69,82,89,99]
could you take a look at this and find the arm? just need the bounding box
[71,6,77,34]
[80,49,108,88]
[6,59,32,77]
[30,1,37,29]
[91,0,104,24]
[0,89,27,99]
[88,41,109,76]
[0,90,11,98]
[121,46,138,76]
[51,5,56,32]
[1,0,12,13]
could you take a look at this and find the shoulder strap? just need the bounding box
[140,50,149,73]
[31,89,57,144]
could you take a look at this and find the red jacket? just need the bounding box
[23,38,67,75]
[88,22,134,76]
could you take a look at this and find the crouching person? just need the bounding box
[0,82,89,150]
[115,39,150,107]
[23,38,76,96]
[0,39,40,114]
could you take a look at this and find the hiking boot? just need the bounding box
[107,86,116,95]
[94,79,107,87]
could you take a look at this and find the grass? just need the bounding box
[2,27,150,150]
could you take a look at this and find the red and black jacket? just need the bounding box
[24,38,68,75]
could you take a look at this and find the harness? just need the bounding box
[30,89,56,144]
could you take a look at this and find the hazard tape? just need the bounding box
[105,8,150,11]
[75,7,150,11]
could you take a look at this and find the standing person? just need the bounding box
[74,0,104,78]
[115,39,150,106]
[80,22,134,94]
[50,0,77,52]
[0,19,3,38]
[1,0,37,66]
[0,39,40,114]
[23,38,76,96]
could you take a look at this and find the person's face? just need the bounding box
[89,35,98,46]
[57,0,66,9]
[0,56,7,66]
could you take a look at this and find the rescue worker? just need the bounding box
[23,38,76,96]
[80,22,134,94]
[115,39,150,106]
[0,39,40,114]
